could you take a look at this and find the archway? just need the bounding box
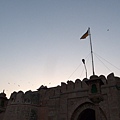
[70,102,107,120]
[77,108,95,120]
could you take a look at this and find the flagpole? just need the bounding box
[88,28,95,75]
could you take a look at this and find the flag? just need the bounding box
[80,29,89,39]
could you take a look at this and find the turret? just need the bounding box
[85,75,104,103]
[0,90,8,113]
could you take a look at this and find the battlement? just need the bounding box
[60,73,120,93]
[7,73,120,106]
[2,73,120,120]
[8,90,39,105]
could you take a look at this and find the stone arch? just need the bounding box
[71,102,107,120]
[78,108,95,120]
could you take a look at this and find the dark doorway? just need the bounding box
[78,109,95,120]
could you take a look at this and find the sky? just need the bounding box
[0,0,120,98]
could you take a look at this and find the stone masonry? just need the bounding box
[0,73,120,120]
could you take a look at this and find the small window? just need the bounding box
[91,84,97,93]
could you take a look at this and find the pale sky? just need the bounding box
[0,0,120,98]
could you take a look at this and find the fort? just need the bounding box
[0,73,120,120]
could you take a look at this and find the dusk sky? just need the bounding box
[0,0,120,97]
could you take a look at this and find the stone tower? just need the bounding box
[0,91,8,120]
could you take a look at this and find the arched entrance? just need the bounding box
[71,102,107,120]
[77,108,95,120]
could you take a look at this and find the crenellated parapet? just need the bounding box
[58,73,120,94]
[8,90,39,106]
[2,73,120,120]
[8,73,120,105]
[3,91,40,120]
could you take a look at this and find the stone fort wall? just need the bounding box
[1,73,120,120]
